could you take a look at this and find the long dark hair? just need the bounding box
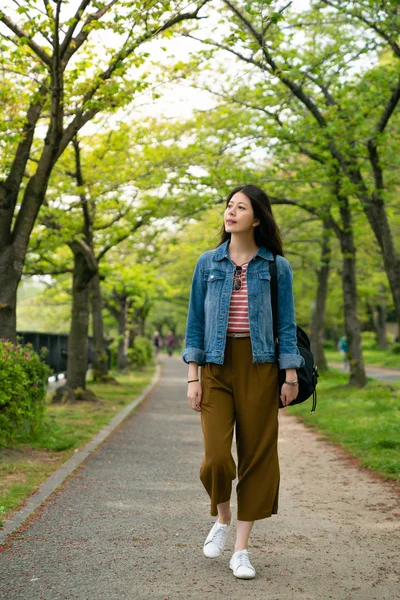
[217,184,284,256]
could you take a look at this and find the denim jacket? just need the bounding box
[181,240,305,370]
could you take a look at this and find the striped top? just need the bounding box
[227,262,250,332]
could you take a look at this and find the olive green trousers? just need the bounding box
[200,336,280,521]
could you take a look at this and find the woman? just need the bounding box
[181,184,304,579]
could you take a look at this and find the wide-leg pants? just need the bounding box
[199,336,280,521]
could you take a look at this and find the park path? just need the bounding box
[0,355,399,600]
[328,361,400,383]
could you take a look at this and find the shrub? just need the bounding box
[0,339,51,446]
[361,331,379,350]
[128,336,154,368]
[391,343,400,355]
[322,340,336,350]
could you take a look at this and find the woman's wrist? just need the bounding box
[285,368,297,384]
[188,361,199,381]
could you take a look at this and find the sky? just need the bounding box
[127,0,312,120]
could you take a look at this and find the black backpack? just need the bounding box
[269,258,319,413]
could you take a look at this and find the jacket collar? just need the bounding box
[212,239,274,262]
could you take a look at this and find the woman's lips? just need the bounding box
[226,220,237,224]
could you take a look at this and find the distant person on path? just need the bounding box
[337,335,349,368]
[152,331,162,356]
[165,331,177,356]
[182,185,304,580]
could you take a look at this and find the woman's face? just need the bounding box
[224,192,260,233]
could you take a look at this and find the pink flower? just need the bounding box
[3,354,8,360]
[32,383,38,388]
[26,342,33,347]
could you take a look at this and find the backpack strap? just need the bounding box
[269,256,279,361]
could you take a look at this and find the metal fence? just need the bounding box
[17,331,111,377]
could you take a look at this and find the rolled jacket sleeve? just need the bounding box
[181,258,206,366]
[277,258,305,370]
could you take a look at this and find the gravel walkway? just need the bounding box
[0,355,398,600]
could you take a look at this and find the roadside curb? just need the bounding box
[0,363,162,546]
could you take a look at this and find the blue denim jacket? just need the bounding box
[181,240,305,369]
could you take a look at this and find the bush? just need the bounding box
[128,336,154,368]
[0,339,51,446]
[391,343,400,355]
[361,331,379,350]
[322,340,336,350]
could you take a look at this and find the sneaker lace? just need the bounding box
[210,525,227,547]
[237,551,252,569]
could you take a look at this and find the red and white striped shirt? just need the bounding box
[227,262,250,332]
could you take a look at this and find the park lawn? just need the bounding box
[288,369,400,481]
[325,347,400,369]
[0,365,156,528]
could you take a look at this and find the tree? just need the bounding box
[205,0,400,332]
[0,0,210,342]
[169,0,400,383]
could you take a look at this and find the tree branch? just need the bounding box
[68,238,97,272]
[320,0,400,58]
[220,1,327,128]
[60,0,116,66]
[58,3,211,159]
[0,11,52,66]
[72,136,92,240]
[270,195,341,237]
[374,75,400,135]
[96,211,154,263]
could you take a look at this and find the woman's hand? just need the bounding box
[280,382,299,407]
[187,381,202,412]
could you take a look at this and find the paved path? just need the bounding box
[1,356,399,600]
[328,361,400,383]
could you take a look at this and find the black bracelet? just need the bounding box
[188,378,199,383]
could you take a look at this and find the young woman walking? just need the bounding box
[182,184,304,579]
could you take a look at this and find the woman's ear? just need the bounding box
[253,219,260,227]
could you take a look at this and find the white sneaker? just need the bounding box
[203,520,231,558]
[229,549,256,579]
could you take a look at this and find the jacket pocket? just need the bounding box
[258,270,271,281]
[204,269,225,282]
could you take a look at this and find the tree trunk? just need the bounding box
[117,297,129,371]
[0,148,59,341]
[361,200,400,336]
[338,203,367,387]
[128,325,137,351]
[365,302,375,333]
[0,245,20,342]
[375,303,388,350]
[90,273,109,380]
[310,221,331,371]
[67,243,97,389]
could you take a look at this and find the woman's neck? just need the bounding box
[228,234,260,265]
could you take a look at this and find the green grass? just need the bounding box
[325,347,400,369]
[0,365,156,528]
[289,369,400,481]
